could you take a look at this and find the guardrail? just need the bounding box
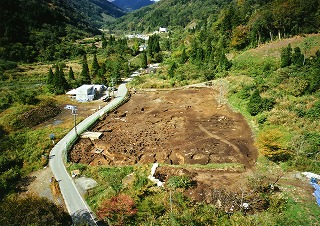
[49,84,129,226]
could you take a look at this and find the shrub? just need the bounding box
[283,77,308,97]
[247,89,275,116]
[280,44,292,67]
[167,175,193,189]
[257,127,293,162]
[306,100,320,119]
[0,60,17,75]
[247,89,263,116]
[0,194,72,225]
[96,194,137,225]
[98,166,133,193]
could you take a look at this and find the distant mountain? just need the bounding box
[0,0,125,62]
[69,0,125,27]
[113,0,232,32]
[111,0,158,11]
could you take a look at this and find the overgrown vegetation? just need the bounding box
[1,0,320,224]
[68,160,320,225]
[0,194,72,225]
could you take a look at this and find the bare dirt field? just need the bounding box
[69,87,258,200]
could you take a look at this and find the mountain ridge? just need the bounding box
[111,0,156,11]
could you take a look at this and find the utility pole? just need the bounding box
[71,106,78,136]
[111,77,115,97]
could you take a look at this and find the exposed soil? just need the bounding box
[23,86,317,213]
[69,87,259,201]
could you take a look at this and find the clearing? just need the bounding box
[69,86,258,200]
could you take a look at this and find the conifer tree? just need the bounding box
[247,89,263,116]
[101,33,107,49]
[180,48,188,64]
[80,54,91,84]
[141,52,147,69]
[47,67,54,85]
[168,62,177,78]
[47,67,55,93]
[218,52,231,71]
[92,54,100,77]
[58,66,69,93]
[53,65,60,91]
[281,44,292,67]
[147,34,160,58]
[292,47,304,67]
[68,66,75,80]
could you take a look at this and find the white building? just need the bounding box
[66,84,106,102]
[75,85,95,102]
[159,27,168,33]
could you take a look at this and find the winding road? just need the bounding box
[49,83,129,225]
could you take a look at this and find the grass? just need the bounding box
[160,162,246,172]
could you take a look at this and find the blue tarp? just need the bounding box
[310,178,320,207]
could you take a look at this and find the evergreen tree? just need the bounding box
[109,35,115,46]
[292,47,304,67]
[98,62,106,78]
[80,54,91,84]
[53,65,60,91]
[196,48,204,64]
[281,44,292,67]
[189,39,198,62]
[147,34,160,58]
[218,51,231,71]
[168,62,177,78]
[68,66,75,80]
[47,67,55,93]
[47,67,54,85]
[58,66,69,93]
[247,89,263,116]
[180,48,188,64]
[92,54,100,77]
[141,52,148,69]
[101,33,107,49]
[124,63,130,77]
[90,43,97,54]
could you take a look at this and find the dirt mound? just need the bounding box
[20,104,61,128]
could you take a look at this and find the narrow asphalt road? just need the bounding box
[49,83,128,225]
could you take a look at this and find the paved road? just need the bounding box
[49,84,128,225]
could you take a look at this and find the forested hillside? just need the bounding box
[0,0,124,62]
[114,0,319,49]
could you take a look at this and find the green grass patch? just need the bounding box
[160,162,246,172]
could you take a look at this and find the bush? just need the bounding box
[96,194,137,225]
[306,100,320,119]
[0,60,17,75]
[0,194,72,225]
[257,127,293,162]
[247,89,275,116]
[98,166,133,193]
[167,175,193,189]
